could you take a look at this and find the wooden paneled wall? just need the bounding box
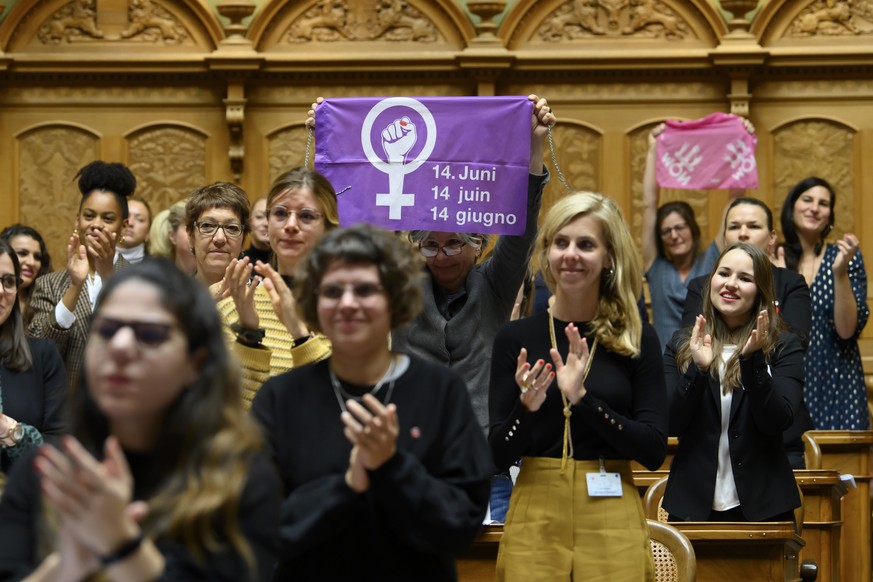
[1,0,872,361]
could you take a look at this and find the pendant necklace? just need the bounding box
[330,355,397,413]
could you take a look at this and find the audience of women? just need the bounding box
[0,224,52,327]
[251,224,492,580]
[0,259,281,581]
[218,167,334,407]
[642,123,738,352]
[489,192,667,581]
[0,240,67,477]
[776,177,869,430]
[681,197,813,468]
[185,182,249,300]
[28,160,135,390]
[115,197,152,265]
[663,243,803,522]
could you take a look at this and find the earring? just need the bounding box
[73,228,79,236]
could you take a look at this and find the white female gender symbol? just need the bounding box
[361,97,437,220]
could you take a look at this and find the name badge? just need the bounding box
[586,471,623,497]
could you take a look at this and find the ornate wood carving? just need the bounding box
[37,0,191,44]
[126,124,208,211]
[772,120,855,237]
[788,0,869,37]
[17,125,100,269]
[267,124,309,184]
[285,0,439,43]
[540,122,601,214]
[536,0,692,40]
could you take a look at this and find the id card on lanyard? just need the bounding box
[586,457,623,497]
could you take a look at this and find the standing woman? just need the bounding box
[251,224,492,580]
[777,177,869,430]
[0,240,67,476]
[185,182,249,300]
[218,167,335,407]
[0,224,53,327]
[115,197,152,265]
[663,243,803,522]
[0,260,280,581]
[28,161,135,391]
[489,192,667,581]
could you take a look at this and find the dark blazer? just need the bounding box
[27,259,128,391]
[681,265,813,467]
[682,265,811,349]
[662,331,803,522]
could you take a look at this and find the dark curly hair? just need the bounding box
[75,161,137,220]
[295,224,424,333]
[779,176,836,272]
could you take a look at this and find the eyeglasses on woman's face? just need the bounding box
[659,223,689,238]
[92,317,176,348]
[419,240,467,258]
[194,221,245,239]
[0,274,19,294]
[268,207,324,229]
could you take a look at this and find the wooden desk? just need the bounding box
[457,522,803,582]
[805,430,873,582]
[676,521,803,582]
[632,469,846,582]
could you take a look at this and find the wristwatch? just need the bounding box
[2,421,24,447]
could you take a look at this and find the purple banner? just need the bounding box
[315,96,532,235]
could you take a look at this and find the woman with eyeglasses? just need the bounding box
[642,123,746,352]
[29,160,136,391]
[217,167,337,408]
[184,182,250,301]
[0,239,66,480]
[0,224,53,328]
[0,259,281,581]
[251,223,491,579]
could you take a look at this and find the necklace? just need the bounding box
[329,355,397,413]
[548,310,598,473]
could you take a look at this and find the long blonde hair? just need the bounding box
[674,243,782,392]
[536,192,643,357]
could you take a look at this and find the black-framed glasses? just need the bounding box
[194,221,245,239]
[419,241,466,258]
[268,207,324,229]
[0,274,19,293]
[318,282,384,301]
[92,317,176,347]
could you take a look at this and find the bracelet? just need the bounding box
[230,322,266,347]
[100,533,143,566]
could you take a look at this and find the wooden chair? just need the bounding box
[648,519,697,582]
[802,430,822,470]
[643,475,670,522]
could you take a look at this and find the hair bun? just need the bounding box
[76,161,137,198]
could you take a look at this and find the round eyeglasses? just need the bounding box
[268,207,324,229]
[194,221,245,239]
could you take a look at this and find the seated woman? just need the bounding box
[0,224,52,327]
[185,182,249,300]
[0,239,67,475]
[28,160,136,391]
[663,242,803,522]
[149,200,197,276]
[489,192,667,581]
[0,259,281,581]
[251,224,492,580]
